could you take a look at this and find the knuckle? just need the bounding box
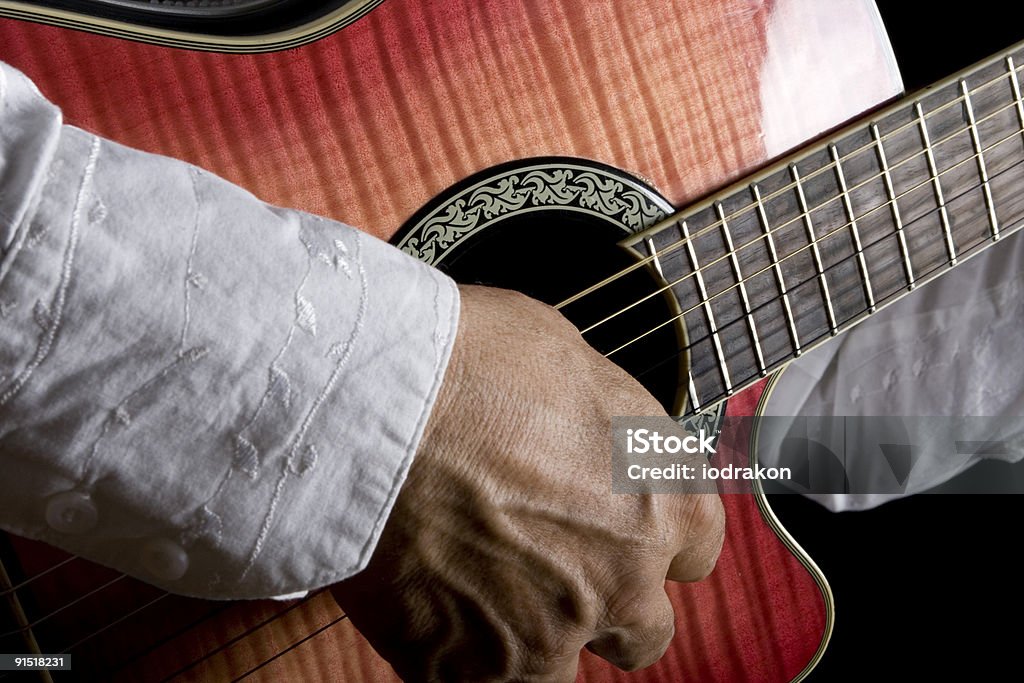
[589,617,675,672]
[594,586,676,671]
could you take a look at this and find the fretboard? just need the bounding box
[612,41,1024,416]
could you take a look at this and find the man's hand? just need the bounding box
[331,285,725,682]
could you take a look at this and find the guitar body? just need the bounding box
[0,0,902,679]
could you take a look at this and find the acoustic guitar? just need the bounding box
[0,0,1020,680]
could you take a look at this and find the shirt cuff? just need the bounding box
[0,60,460,599]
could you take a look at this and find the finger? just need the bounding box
[667,493,726,582]
[586,588,676,672]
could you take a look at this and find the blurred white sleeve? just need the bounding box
[759,230,1024,510]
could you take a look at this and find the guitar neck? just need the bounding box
[618,39,1024,415]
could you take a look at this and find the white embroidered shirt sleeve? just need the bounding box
[0,61,460,599]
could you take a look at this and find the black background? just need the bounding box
[767,4,1023,680]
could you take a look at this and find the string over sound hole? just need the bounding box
[393,157,695,416]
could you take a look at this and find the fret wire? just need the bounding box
[686,373,702,412]
[561,75,1024,313]
[1009,56,1024,141]
[789,164,839,335]
[637,236,703,410]
[604,143,1024,367]
[914,101,958,265]
[732,91,1023,264]
[829,143,876,311]
[678,219,732,394]
[752,183,801,355]
[960,79,1001,240]
[871,122,916,290]
[772,123,1024,299]
[643,237,665,278]
[716,202,767,375]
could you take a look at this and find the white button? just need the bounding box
[140,538,189,581]
[45,492,98,534]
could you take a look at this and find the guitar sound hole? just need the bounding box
[434,208,684,414]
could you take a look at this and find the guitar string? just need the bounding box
[115,601,234,678]
[598,123,1024,361]
[58,592,170,655]
[0,554,76,598]
[2,48,1022,677]
[556,56,1024,312]
[0,578,344,683]
[0,573,127,639]
[574,90,1024,337]
[0,566,336,679]
[3,575,332,678]
[616,160,1024,411]
[155,589,329,682]
[0,553,346,680]
[229,614,349,682]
